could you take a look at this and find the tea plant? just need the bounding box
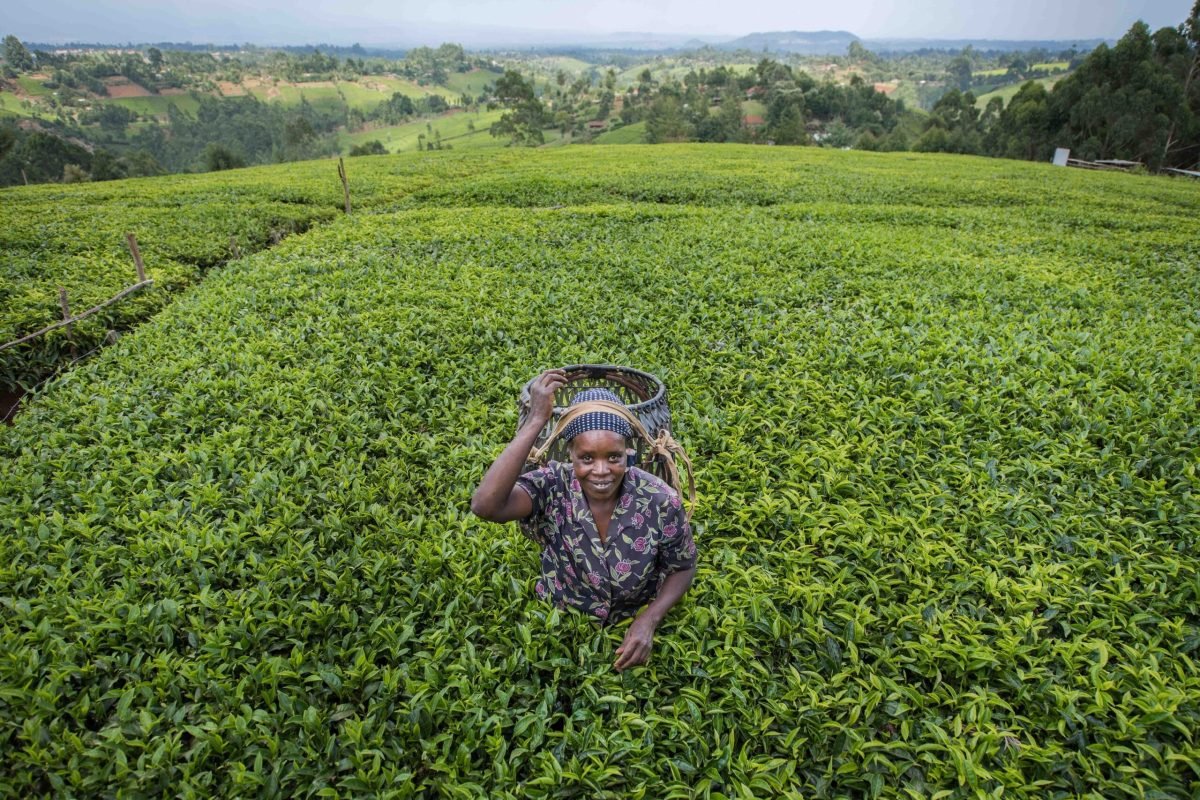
[1,146,1198,797]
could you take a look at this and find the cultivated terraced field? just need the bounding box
[1,146,1198,798]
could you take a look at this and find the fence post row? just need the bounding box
[0,235,155,355]
[58,287,75,357]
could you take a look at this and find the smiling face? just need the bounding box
[568,429,628,504]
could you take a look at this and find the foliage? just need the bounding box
[204,143,247,172]
[2,35,34,72]
[1,145,1198,797]
[349,140,387,156]
[489,70,549,146]
[1047,20,1197,168]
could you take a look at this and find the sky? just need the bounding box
[1,0,1193,46]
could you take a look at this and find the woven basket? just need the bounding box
[517,364,674,479]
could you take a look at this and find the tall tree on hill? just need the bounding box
[1049,21,1189,167]
[914,89,984,154]
[489,70,548,146]
[644,92,691,143]
[947,54,973,92]
[987,81,1053,161]
[3,35,34,72]
[1161,0,1200,166]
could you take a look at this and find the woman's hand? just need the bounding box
[527,368,567,427]
[614,615,656,671]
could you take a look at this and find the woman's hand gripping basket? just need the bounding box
[517,364,695,519]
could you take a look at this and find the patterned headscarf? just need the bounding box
[562,388,632,443]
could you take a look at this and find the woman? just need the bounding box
[471,368,697,671]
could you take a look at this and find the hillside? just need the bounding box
[2,146,1198,796]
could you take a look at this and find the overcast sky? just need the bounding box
[1,0,1192,46]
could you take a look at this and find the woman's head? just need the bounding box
[564,388,632,503]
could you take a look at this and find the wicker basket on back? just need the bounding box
[517,364,694,517]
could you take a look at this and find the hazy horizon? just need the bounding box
[1,0,1192,48]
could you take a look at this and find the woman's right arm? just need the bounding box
[470,369,566,522]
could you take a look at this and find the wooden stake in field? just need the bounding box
[230,236,242,259]
[338,157,351,214]
[125,233,147,283]
[58,287,76,359]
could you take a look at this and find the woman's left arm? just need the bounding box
[614,567,695,671]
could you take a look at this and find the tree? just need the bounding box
[147,47,164,71]
[988,81,1053,160]
[1049,20,1192,167]
[0,126,14,161]
[644,94,691,143]
[90,149,127,181]
[848,41,873,62]
[349,140,387,156]
[0,131,92,186]
[947,55,973,92]
[1162,0,1200,165]
[204,143,245,172]
[3,35,34,72]
[771,103,807,145]
[489,70,548,146]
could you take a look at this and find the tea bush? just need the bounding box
[1,146,1198,797]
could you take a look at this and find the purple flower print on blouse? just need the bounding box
[514,461,698,625]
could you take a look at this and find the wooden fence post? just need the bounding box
[59,286,76,358]
[230,236,242,259]
[125,233,146,283]
[338,157,351,214]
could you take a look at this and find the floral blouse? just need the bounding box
[515,460,697,625]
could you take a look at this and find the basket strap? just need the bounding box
[529,400,696,521]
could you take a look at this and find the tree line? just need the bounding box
[2,3,1197,186]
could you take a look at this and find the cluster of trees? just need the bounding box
[0,124,161,184]
[616,60,905,147]
[911,6,1200,169]
[0,35,483,184]
[0,91,348,183]
[4,6,1198,185]
[134,95,343,171]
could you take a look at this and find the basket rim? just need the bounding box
[519,363,666,416]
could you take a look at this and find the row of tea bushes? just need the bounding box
[1,146,1198,796]
[1,152,519,392]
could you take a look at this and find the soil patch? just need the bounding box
[217,81,246,96]
[104,78,153,98]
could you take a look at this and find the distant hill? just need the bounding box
[714,30,861,55]
[863,37,1109,54]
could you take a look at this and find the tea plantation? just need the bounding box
[1,146,1198,798]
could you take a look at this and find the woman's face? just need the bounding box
[568,430,628,503]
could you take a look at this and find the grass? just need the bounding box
[106,94,202,117]
[366,75,447,100]
[0,91,39,118]
[15,76,53,97]
[975,77,1063,109]
[530,56,594,75]
[334,80,399,111]
[338,109,508,153]
[443,69,499,97]
[594,121,647,144]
